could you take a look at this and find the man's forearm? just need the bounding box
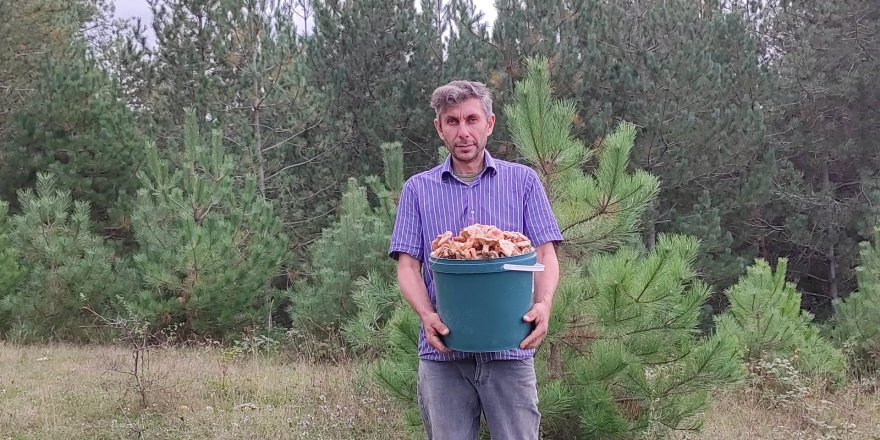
[397,255,435,319]
[534,242,559,306]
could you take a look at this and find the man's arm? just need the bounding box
[397,253,450,353]
[520,241,560,349]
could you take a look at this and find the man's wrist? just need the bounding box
[416,307,436,321]
[534,298,553,309]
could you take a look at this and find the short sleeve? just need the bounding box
[523,171,564,247]
[389,180,424,261]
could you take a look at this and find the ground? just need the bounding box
[1,343,878,439]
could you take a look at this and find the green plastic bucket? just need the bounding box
[429,252,544,352]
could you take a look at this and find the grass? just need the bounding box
[0,342,408,439]
[1,342,878,439]
[681,382,880,440]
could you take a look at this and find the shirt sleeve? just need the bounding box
[389,180,424,262]
[523,170,564,247]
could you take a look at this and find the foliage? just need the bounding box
[747,356,811,410]
[538,235,743,438]
[714,258,847,384]
[829,226,880,375]
[129,112,287,338]
[342,272,402,355]
[373,306,423,435]
[487,0,767,294]
[740,0,880,312]
[286,142,402,337]
[373,59,741,439]
[112,0,332,263]
[0,0,875,408]
[0,201,24,305]
[0,173,121,341]
[0,0,108,140]
[2,42,143,222]
[308,0,435,175]
[505,58,659,257]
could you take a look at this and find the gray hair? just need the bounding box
[430,80,493,119]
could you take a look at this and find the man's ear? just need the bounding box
[487,114,496,135]
[434,118,442,137]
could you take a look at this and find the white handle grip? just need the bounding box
[502,263,545,272]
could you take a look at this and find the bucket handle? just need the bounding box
[502,263,545,272]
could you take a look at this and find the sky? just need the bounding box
[112,0,498,34]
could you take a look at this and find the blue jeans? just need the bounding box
[417,358,540,440]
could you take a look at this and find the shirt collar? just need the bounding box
[440,149,498,180]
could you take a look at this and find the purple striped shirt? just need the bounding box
[389,150,563,362]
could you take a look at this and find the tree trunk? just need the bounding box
[254,94,265,197]
[822,161,838,299]
[251,12,266,198]
[828,243,838,300]
[645,199,657,250]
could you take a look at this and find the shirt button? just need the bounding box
[470,210,475,215]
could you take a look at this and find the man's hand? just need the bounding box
[397,253,451,353]
[520,301,550,349]
[421,312,451,353]
[521,242,559,350]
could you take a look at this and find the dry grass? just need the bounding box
[686,381,880,440]
[0,342,408,439]
[1,343,878,439]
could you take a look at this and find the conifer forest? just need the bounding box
[1,0,878,438]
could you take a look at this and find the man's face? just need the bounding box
[434,98,495,166]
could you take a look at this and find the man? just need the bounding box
[389,80,562,439]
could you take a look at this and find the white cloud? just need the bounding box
[472,0,497,23]
[114,0,152,22]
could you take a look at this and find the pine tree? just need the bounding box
[542,235,743,438]
[375,58,742,439]
[115,0,333,263]
[733,0,880,311]
[829,226,880,375]
[504,60,659,257]
[287,142,403,338]
[122,0,233,138]
[0,201,24,301]
[486,0,581,148]
[393,0,454,172]
[444,0,498,94]
[469,0,770,294]
[1,42,144,222]
[0,173,121,341]
[343,272,403,355]
[129,112,287,338]
[671,190,752,301]
[214,0,332,261]
[373,307,422,433]
[714,258,847,384]
[0,0,105,141]
[307,0,433,176]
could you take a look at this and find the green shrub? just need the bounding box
[829,227,880,375]
[286,142,401,339]
[129,113,287,338]
[715,258,847,384]
[0,174,122,341]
